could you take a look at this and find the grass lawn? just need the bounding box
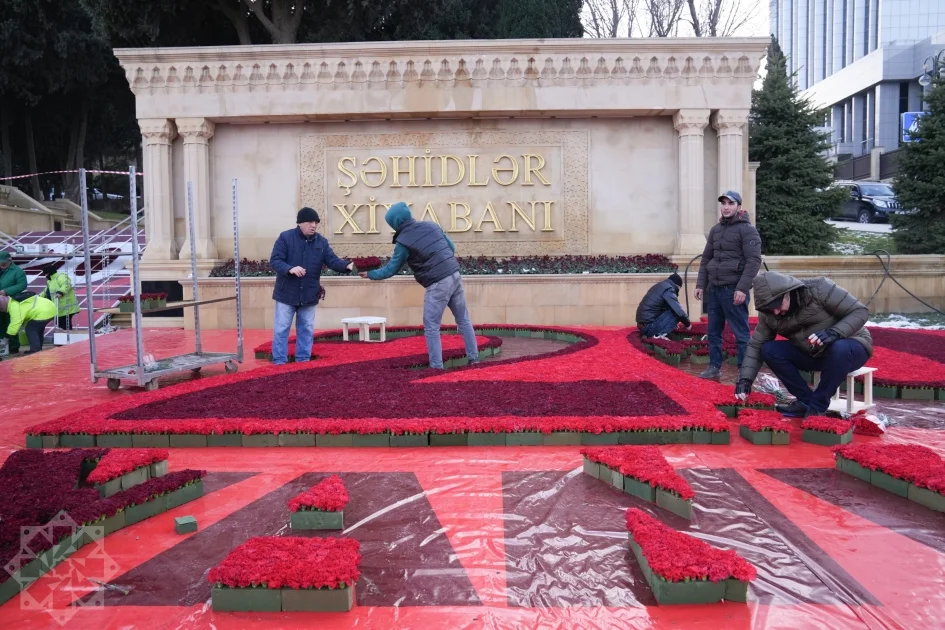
[829,229,898,255]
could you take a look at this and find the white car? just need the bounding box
[90,188,124,201]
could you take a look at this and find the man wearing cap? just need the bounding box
[694,191,762,379]
[635,273,691,338]
[0,251,28,354]
[43,265,79,330]
[0,293,57,354]
[734,271,872,417]
[269,208,355,365]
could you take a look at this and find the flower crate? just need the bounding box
[291,510,344,530]
[468,432,506,446]
[801,417,854,446]
[353,433,391,447]
[506,432,543,446]
[430,433,468,446]
[96,433,133,448]
[60,433,95,448]
[315,433,354,447]
[207,433,243,447]
[131,434,170,448]
[282,586,355,612]
[738,412,792,446]
[170,434,209,448]
[872,384,900,399]
[289,476,348,530]
[833,444,945,513]
[543,432,582,445]
[390,433,429,447]
[802,428,853,446]
[211,586,282,612]
[900,386,936,401]
[278,433,316,447]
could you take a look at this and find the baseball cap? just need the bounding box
[718,190,743,205]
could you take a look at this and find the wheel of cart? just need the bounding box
[107,378,121,391]
[225,361,238,374]
[144,379,159,391]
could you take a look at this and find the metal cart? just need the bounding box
[81,166,244,391]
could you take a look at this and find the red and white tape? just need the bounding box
[0,169,143,181]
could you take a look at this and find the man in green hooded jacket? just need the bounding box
[0,251,28,353]
[734,271,873,417]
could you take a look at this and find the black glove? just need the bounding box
[735,379,753,399]
[811,329,839,347]
[681,317,691,328]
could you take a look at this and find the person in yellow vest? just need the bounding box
[0,293,57,354]
[43,265,80,330]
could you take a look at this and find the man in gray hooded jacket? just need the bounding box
[734,271,873,417]
[361,202,479,369]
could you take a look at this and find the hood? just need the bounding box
[752,272,805,309]
[384,202,413,231]
[720,210,751,225]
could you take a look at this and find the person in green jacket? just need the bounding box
[0,251,28,353]
[43,265,80,330]
[0,293,57,353]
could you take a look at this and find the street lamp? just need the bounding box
[918,50,945,88]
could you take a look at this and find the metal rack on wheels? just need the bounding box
[81,166,244,391]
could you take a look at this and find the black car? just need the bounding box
[831,181,903,223]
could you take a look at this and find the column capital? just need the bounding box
[673,109,710,136]
[176,117,215,143]
[712,109,749,134]
[139,118,177,145]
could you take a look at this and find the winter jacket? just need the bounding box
[45,272,80,316]
[368,202,460,288]
[739,272,873,383]
[269,227,350,306]
[6,295,57,335]
[696,211,762,294]
[0,263,27,298]
[635,279,689,327]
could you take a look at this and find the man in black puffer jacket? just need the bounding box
[695,190,762,379]
[635,273,691,338]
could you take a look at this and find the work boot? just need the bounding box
[698,365,722,380]
[776,400,810,418]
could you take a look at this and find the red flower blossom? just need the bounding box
[833,444,945,494]
[86,449,169,484]
[625,509,757,583]
[801,416,854,435]
[583,446,695,499]
[207,537,361,590]
[738,409,793,433]
[288,475,349,512]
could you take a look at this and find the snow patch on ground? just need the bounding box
[867,313,945,330]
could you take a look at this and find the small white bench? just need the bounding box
[813,366,877,415]
[341,316,387,343]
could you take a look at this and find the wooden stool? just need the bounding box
[340,316,387,343]
[813,366,877,415]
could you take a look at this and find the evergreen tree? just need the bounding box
[891,77,945,254]
[749,37,846,255]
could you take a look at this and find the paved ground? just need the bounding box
[826,219,892,233]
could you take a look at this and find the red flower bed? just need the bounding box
[0,449,204,583]
[710,392,776,408]
[625,508,757,583]
[738,409,793,433]
[582,446,695,499]
[833,444,945,494]
[86,449,169,484]
[801,416,854,435]
[288,475,349,512]
[208,537,361,590]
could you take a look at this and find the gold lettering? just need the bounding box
[333,204,364,234]
[508,201,536,232]
[365,197,380,234]
[439,155,466,187]
[420,202,441,226]
[492,154,519,186]
[422,149,435,187]
[390,156,418,188]
[467,155,489,186]
[522,154,551,186]
[449,202,472,232]
[531,200,555,231]
[475,202,505,232]
[337,157,357,196]
[360,157,387,188]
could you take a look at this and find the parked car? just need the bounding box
[829,180,902,223]
[90,188,124,201]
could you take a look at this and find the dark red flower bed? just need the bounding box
[0,449,204,582]
[801,417,854,435]
[288,475,349,512]
[582,446,695,499]
[868,328,945,365]
[641,337,687,355]
[208,537,361,589]
[86,449,169,484]
[625,508,757,583]
[350,256,382,272]
[738,409,793,433]
[833,444,945,494]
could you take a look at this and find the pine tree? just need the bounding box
[749,37,846,255]
[891,77,945,254]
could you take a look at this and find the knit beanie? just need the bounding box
[296,207,320,223]
[668,273,683,287]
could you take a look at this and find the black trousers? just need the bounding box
[57,313,74,330]
[25,319,53,352]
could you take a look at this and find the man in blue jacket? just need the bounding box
[635,273,691,338]
[270,207,354,364]
[360,202,479,369]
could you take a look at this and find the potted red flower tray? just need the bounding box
[209,537,360,612]
[626,508,756,604]
[86,449,169,497]
[801,416,854,446]
[833,444,945,512]
[738,410,791,445]
[288,475,348,530]
[582,446,695,520]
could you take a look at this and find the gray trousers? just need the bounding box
[423,271,478,368]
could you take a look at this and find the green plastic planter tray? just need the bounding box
[150,460,169,477]
[208,433,243,447]
[582,458,601,479]
[170,434,209,448]
[506,432,543,446]
[543,432,582,445]
[315,434,354,447]
[390,433,429,447]
[655,489,693,520]
[429,433,466,447]
[243,434,279,447]
[871,470,909,498]
[739,427,790,446]
[121,466,150,490]
[124,498,163,526]
[802,428,853,446]
[908,485,945,513]
[211,586,282,612]
[282,585,355,612]
[711,431,730,445]
[581,432,619,445]
[468,433,506,446]
[290,510,344,530]
[691,431,713,445]
[836,456,871,483]
[938,388,945,402]
[607,467,625,490]
[42,435,60,448]
[872,384,900,399]
[623,475,656,502]
[689,354,711,364]
[717,405,738,419]
[901,387,936,401]
[175,515,198,534]
[60,434,95,448]
[278,433,316,447]
[102,511,126,535]
[353,433,391,447]
[96,477,123,499]
[724,578,750,602]
[132,434,171,448]
[96,433,133,448]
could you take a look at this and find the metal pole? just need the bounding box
[232,179,243,362]
[79,169,97,382]
[129,165,145,385]
[186,181,202,354]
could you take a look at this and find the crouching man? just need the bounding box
[734,271,873,417]
[635,273,691,338]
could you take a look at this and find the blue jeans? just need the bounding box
[272,301,316,365]
[761,339,869,414]
[640,310,682,338]
[423,272,478,369]
[707,284,750,369]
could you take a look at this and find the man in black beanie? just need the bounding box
[269,207,354,365]
[635,272,691,338]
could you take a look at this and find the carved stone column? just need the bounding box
[713,109,749,197]
[139,119,178,261]
[176,117,217,259]
[674,109,710,255]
